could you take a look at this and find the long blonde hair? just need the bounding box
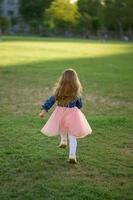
[54,68,82,106]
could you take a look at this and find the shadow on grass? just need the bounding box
[0,51,133,199]
[0,51,132,96]
[0,51,133,118]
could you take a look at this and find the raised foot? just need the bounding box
[59,143,67,148]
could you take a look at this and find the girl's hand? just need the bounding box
[39,110,46,118]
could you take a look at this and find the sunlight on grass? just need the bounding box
[0,37,133,200]
[0,40,132,67]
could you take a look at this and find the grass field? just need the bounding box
[0,36,133,200]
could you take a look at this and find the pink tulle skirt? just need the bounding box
[41,106,92,138]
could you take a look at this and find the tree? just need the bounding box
[77,0,133,39]
[45,0,80,34]
[0,16,11,34]
[19,0,54,32]
[77,0,103,35]
[103,0,133,38]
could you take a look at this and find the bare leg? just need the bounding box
[59,133,68,148]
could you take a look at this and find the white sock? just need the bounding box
[68,135,77,157]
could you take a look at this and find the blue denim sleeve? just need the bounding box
[41,96,56,112]
[76,97,83,109]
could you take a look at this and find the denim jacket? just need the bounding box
[41,96,83,112]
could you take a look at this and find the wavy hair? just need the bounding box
[53,68,82,106]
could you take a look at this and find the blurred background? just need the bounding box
[0,0,133,40]
[0,1,133,200]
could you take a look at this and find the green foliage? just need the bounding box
[0,16,11,34]
[77,0,133,36]
[77,0,102,34]
[19,0,53,21]
[19,0,53,32]
[16,0,133,36]
[103,0,133,31]
[45,0,80,32]
[76,13,92,35]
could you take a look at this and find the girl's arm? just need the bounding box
[76,97,83,109]
[39,96,56,118]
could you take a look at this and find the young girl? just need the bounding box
[39,68,92,163]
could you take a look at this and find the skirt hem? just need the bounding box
[41,130,92,139]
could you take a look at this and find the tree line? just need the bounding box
[0,0,133,40]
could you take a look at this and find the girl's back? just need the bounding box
[39,69,92,163]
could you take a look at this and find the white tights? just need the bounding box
[68,135,77,157]
[60,134,77,157]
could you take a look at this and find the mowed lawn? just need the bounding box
[0,36,133,200]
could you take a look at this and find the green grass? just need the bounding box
[0,36,133,200]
